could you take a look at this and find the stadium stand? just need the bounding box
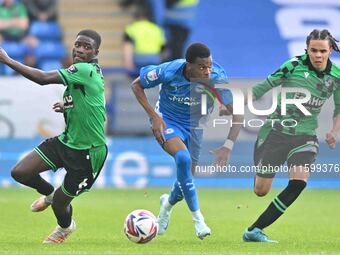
[0,0,66,75]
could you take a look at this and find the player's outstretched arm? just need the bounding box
[212,104,244,166]
[326,114,340,149]
[0,47,62,85]
[131,77,167,145]
[244,92,257,105]
[226,105,244,144]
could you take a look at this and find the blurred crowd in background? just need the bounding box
[0,0,199,76]
[0,0,201,136]
[0,0,67,75]
[120,0,199,77]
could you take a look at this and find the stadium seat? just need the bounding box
[29,21,62,41]
[0,58,24,75]
[0,41,26,59]
[35,41,67,61]
[38,60,62,71]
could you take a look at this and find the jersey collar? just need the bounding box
[182,63,191,82]
[89,59,98,64]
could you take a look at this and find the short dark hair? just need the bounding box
[77,29,102,49]
[185,43,211,63]
[134,8,149,19]
[306,29,339,53]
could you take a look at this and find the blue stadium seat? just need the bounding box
[0,58,24,75]
[29,21,62,41]
[35,41,66,60]
[1,41,26,59]
[38,60,62,71]
[0,42,26,75]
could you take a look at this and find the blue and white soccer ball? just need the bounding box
[124,209,158,244]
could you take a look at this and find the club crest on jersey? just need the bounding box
[164,128,174,134]
[67,65,78,74]
[324,77,333,88]
[147,70,158,81]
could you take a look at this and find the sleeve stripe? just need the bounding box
[58,70,69,86]
[266,78,275,88]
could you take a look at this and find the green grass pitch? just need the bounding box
[1,187,340,255]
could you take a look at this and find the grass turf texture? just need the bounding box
[1,188,340,255]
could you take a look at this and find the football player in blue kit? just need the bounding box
[132,43,243,239]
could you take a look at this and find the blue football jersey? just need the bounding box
[139,59,232,127]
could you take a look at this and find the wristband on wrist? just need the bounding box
[223,139,234,150]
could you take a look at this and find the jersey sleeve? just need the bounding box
[139,62,168,89]
[334,82,340,117]
[57,63,91,87]
[210,63,231,105]
[210,62,229,85]
[216,88,233,105]
[252,57,299,99]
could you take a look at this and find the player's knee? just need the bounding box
[253,186,270,197]
[51,200,61,212]
[175,150,191,169]
[11,165,25,183]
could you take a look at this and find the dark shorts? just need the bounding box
[34,137,108,197]
[254,130,319,178]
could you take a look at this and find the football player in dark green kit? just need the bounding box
[0,29,107,243]
[243,29,340,243]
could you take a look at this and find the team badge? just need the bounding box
[147,70,158,81]
[165,128,174,134]
[67,65,78,74]
[324,77,333,88]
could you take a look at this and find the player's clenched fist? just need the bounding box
[0,47,10,63]
[326,132,336,149]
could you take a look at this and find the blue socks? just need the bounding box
[169,150,199,212]
[169,180,184,205]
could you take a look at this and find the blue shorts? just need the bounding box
[162,117,203,164]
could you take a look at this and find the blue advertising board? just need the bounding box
[1,138,339,189]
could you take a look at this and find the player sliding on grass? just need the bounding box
[0,29,108,244]
[243,29,340,243]
[132,43,243,239]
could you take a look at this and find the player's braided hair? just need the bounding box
[77,29,101,49]
[306,29,340,53]
[185,43,211,63]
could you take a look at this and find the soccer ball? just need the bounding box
[124,209,158,244]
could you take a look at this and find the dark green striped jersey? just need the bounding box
[253,54,340,137]
[57,62,106,149]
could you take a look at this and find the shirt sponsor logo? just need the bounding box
[304,96,326,108]
[168,95,200,106]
